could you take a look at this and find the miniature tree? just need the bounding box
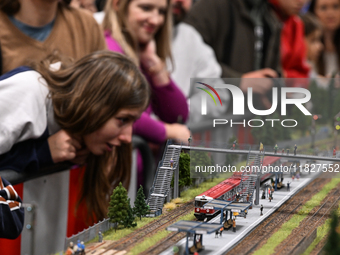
[123,198,137,228]
[134,185,149,220]
[324,210,340,255]
[108,182,129,232]
[179,152,192,187]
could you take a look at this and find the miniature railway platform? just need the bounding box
[160,170,322,255]
[167,221,223,255]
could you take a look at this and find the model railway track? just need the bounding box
[228,177,331,255]
[87,200,194,254]
[275,187,340,255]
[139,231,187,255]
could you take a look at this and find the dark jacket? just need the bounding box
[185,0,282,78]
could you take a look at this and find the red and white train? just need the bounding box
[194,156,282,220]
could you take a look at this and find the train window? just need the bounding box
[195,201,208,207]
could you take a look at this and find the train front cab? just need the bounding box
[194,196,218,220]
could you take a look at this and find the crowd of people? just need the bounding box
[0,0,339,254]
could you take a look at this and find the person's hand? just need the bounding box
[47,130,89,165]
[140,40,169,86]
[240,68,278,108]
[164,123,191,143]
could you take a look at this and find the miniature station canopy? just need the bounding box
[203,200,252,224]
[167,220,223,255]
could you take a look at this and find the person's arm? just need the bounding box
[0,177,24,239]
[149,78,189,123]
[0,128,53,173]
[140,41,189,123]
[133,111,167,143]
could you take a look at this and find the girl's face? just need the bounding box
[305,29,324,62]
[127,0,167,44]
[315,0,340,31]
[83,108,141,155]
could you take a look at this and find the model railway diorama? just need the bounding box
[73,138,340,255]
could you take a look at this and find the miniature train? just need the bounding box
[194,156,282,220]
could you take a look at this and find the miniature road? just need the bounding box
[160,170,324,255]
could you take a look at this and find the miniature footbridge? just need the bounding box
[169,145,339,162]
[147,140,182,216]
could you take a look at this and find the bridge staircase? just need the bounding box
[239,149,264,204]
[146,140,182,216]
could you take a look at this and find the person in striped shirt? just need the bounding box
[0,176,24,239]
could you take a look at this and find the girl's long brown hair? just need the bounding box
[31,51,150,221]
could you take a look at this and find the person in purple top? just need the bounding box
[102,0,190,184]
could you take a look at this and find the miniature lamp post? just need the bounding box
[334,114,340,149]
[311,114,322,148]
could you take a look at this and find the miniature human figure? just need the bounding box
[274,144,278,154]
[188,135,192,145]
[98,231,103,242]
[260,204,263,216]
[282,149,285,154]
[232,218,236,232]
[268,188,272,202]
[333,147,336,158]
[259,142,264,153]
[73,244,79,254]
[294,144,297,155]
[246,193,250,202]
[66,242,74,255]
[215,230,219,238]
[76,240,82,255]
[220,227,223,237]
[296,173,300,180]
[170,158,174,168]
[261,189,266,199]
[287,149,290,155]
[236,192,240,202]
[287,182,290,191]
[292,174,295,181]
[232,140,237,150]
[80,241,85,255]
